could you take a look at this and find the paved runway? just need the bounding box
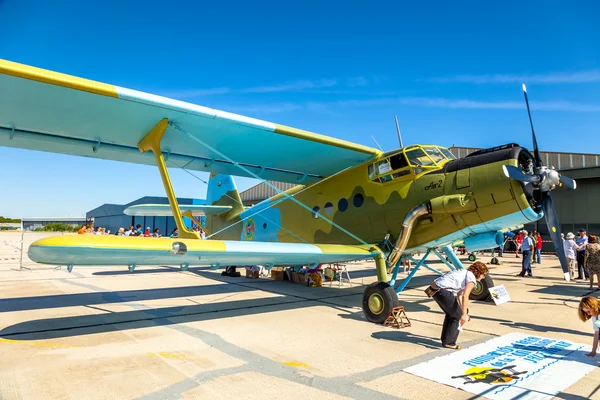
[0,231,598,399]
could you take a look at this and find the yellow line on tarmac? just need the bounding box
[148,352,204,361]
[0,338,84,349]
[281,361,310,368]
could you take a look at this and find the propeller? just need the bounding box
[523,84,544,167]
[541,193,569,281]
[507,84,578,281]
[502,165,541,184]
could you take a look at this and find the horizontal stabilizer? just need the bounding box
[124,204,232,217]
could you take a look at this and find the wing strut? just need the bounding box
[170,122,375,249]
[137,119,200,240]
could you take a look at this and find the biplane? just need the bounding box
[0,59,576,323]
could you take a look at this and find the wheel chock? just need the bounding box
[383,306,411,329]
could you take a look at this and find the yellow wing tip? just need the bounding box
[0,58,118,98]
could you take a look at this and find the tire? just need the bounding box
[469,274,494,302]
[490,257,499,265]
[468,253,477,262]
[362,282,400,324]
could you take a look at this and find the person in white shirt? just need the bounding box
[427,262,489,350]
[578,296,600,358]
[564,232,579,280]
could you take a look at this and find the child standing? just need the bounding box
[578,296,600,357]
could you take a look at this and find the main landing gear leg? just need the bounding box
[362,248,400,324]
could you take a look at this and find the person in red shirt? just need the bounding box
[515,231,523,258]
[535,232,543,264]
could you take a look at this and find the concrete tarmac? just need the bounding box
[0,231,598,399]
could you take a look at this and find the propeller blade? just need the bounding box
[522,84,544,167]
[559,175,577,191]
[541,193,570,281]
[502,165,541,184]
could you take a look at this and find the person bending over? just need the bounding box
[426,262,489,350]
[578,296,600,358]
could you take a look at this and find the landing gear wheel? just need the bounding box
[67,264,73,273]
[362,282,400,324]
[469,274,494,302]
[128,264,136,273]
[468,253,477,262]
[180,263,189,271]
[490,257,499,265]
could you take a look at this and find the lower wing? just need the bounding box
[28,235,378,266]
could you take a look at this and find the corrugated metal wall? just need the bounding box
[240,181,300,204]
[449,146,600,170]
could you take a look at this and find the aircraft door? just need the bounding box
[456,158,472,189]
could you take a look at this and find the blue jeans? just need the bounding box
[535,248,541,264]
[520,250,532,276]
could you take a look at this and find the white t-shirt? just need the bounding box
[434,270,477,293]
[593,315,600,332]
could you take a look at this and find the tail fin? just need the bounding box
[206,173,244,220]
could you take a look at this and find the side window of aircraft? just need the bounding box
[312,206,320,218]
[353,193,364,208]
[390,153,409,170]
[338,198,348,212]
[324,202,334,215]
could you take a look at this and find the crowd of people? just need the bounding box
[77,224,208,239]
[562,229,600,289]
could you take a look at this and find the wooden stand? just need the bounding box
[383,306,411,329]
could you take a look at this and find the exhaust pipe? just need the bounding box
[386,194,473,268]
[387,203,431,267]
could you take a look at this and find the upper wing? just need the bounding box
[0,59,380,184]
[125,204,233,217]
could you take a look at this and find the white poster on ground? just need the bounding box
[404,333,596,400]
[489,285,511,305]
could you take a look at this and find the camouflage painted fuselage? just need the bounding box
[207,144,542,252]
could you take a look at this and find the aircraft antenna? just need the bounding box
[394,115,404,148]
[371,135,384,151]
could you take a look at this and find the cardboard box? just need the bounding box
[270,267,285,280]
[296,273,307,284]
[246,269,259,279]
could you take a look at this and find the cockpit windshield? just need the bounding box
[369,145,454,183]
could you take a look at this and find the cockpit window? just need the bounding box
[406,148,435,166]
[390,153,409,170]
[369,145,453,184]
[424,147,445,164]
[440,148,456,160]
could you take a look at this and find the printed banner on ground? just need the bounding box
[404,332,596,400]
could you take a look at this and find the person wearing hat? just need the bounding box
[564,232,579,280]
[517,230,534,277]
[576,229,589,280]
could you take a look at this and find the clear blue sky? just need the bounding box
[1,0,599,218]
